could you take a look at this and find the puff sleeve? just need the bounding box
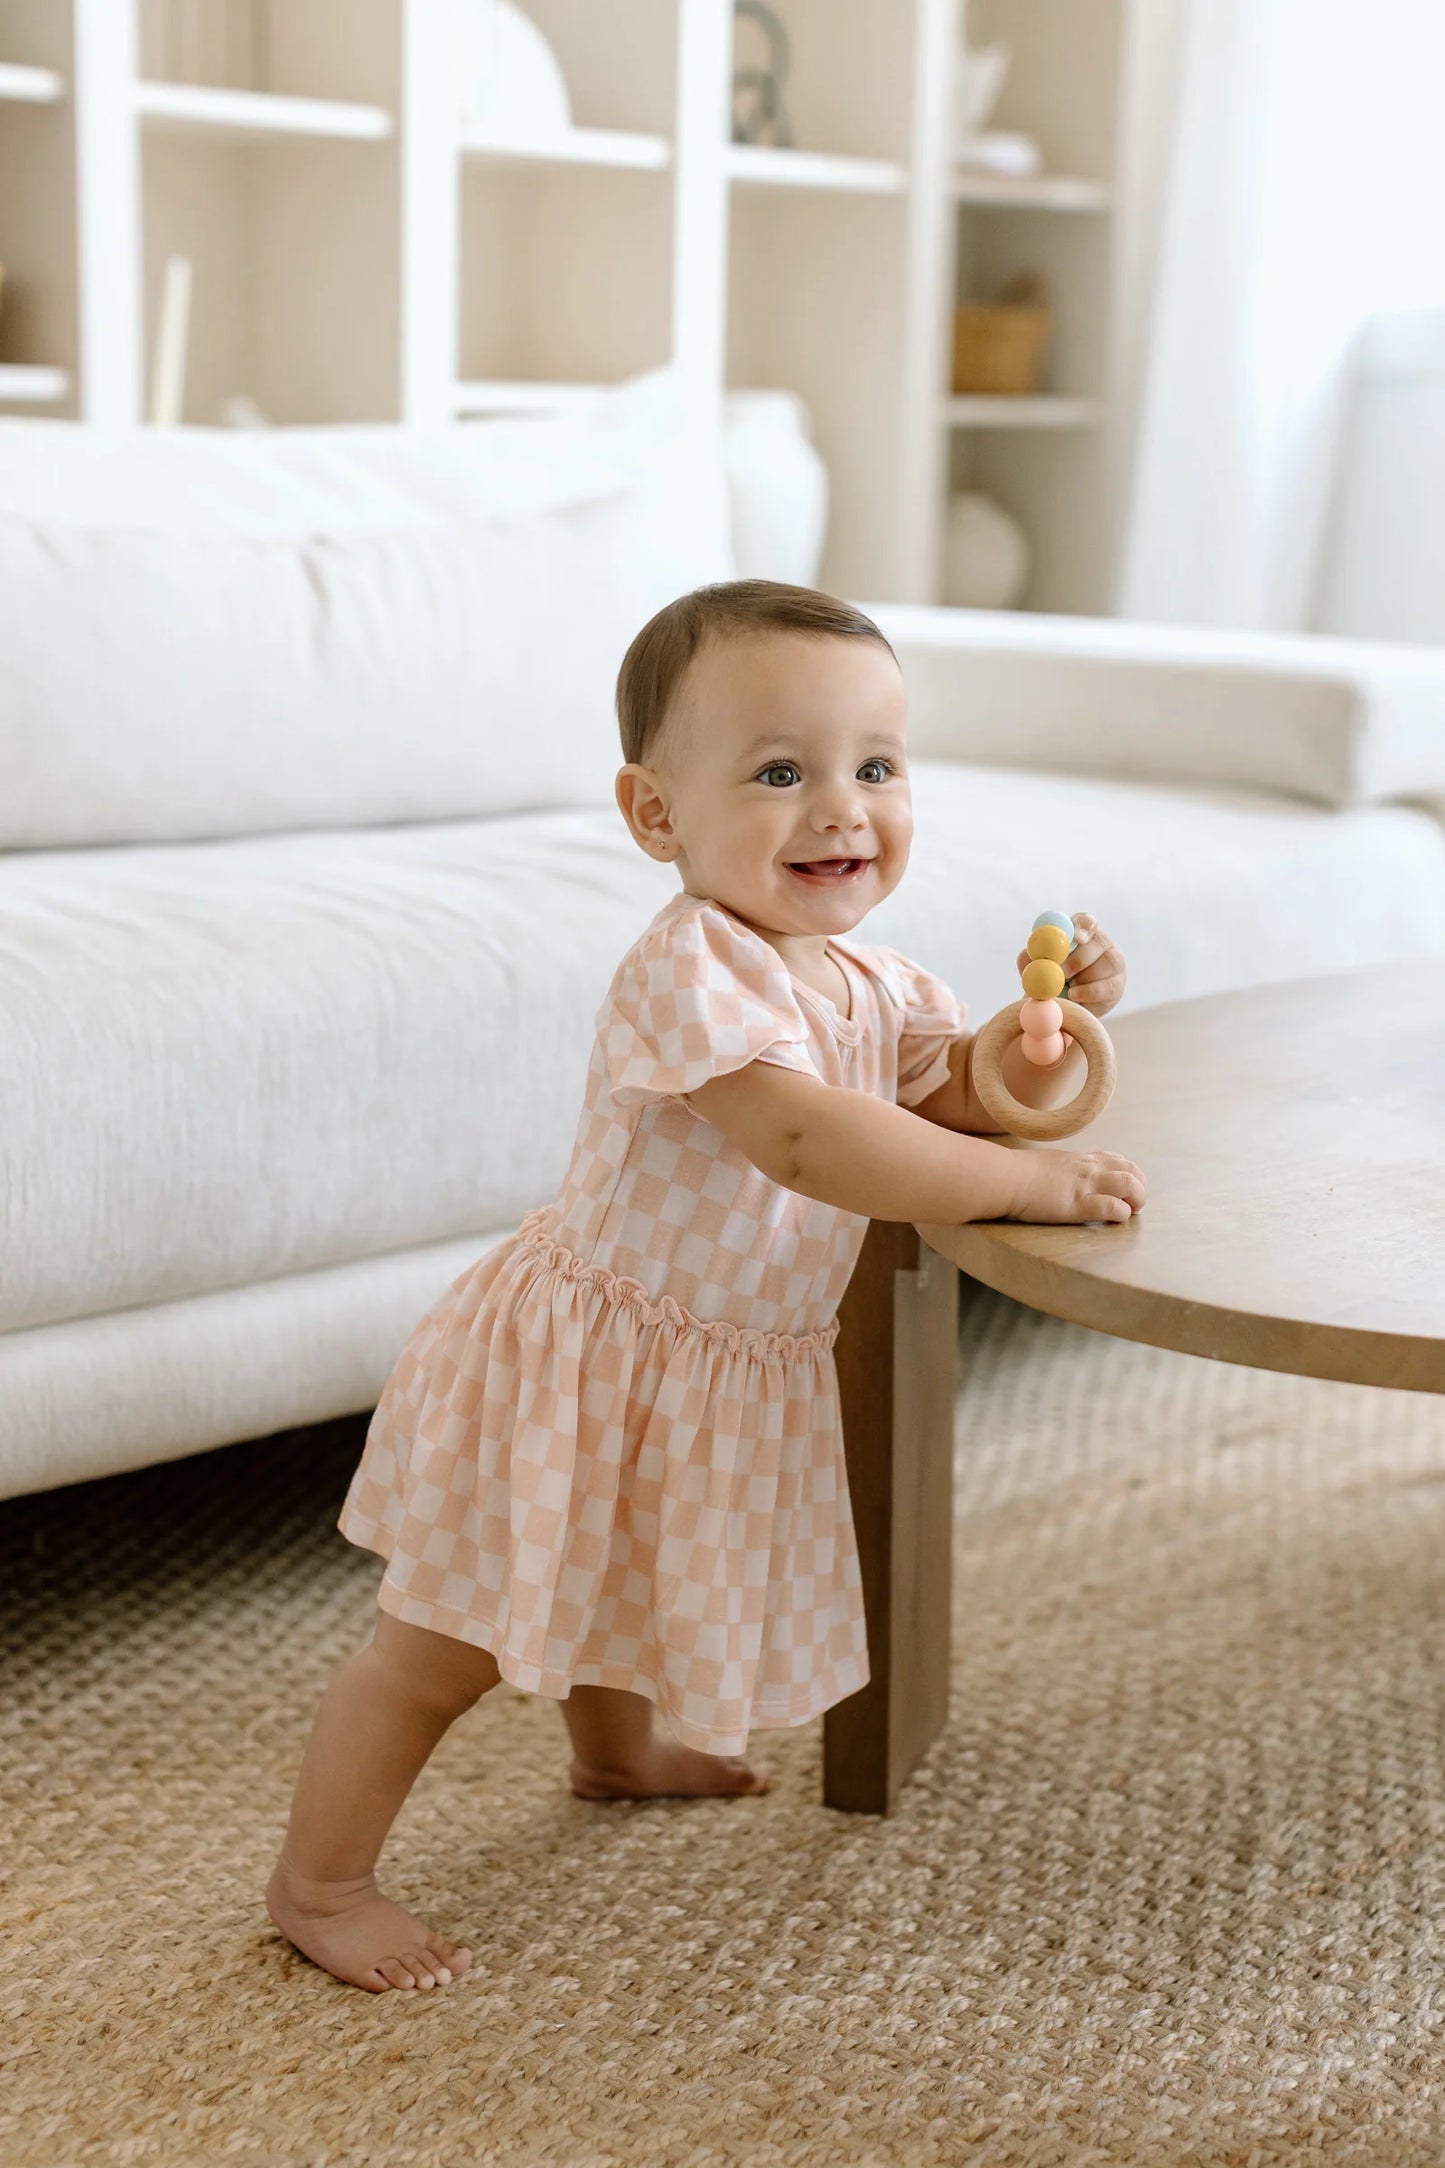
[872,946,968,1107]
[601,900,817,1107]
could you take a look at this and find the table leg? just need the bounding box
[823,1221,958,1814]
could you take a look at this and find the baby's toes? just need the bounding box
[425,1933,467,1980]
[377,1957,419,1991]
[398,1949,438,1989]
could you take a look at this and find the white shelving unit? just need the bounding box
[462,126,670,172]
[0,60,62,102]
[726,144,906,196]
[0,363,70,400]
[952,171,1112,213]
[0,0,1149,607]
[135,81,394,142]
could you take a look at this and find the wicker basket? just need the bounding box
[952,273,1051,397]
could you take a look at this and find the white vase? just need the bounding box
[944,490,1031,609]
[723,390,829,586]
[458,0,572,138]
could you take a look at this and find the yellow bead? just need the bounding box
[1021,958,1066,1000]
[1026,925,1071,965]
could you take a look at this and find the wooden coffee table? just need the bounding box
[823,960,1444,1813]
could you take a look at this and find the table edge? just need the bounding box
[917,1221,1445,1396]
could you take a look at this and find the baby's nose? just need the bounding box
[811,784,868,829]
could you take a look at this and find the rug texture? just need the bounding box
[3,1287,1444,2167]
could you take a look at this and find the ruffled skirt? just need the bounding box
[339,1211,870,1753]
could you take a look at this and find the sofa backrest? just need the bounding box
[0,372,733,849]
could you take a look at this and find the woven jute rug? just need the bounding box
[4,1286,1444,2167]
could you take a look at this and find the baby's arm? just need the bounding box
[688,1063,1144,1226]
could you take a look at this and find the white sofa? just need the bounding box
[4,380,1445,1502]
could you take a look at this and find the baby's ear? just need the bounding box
[615,763,676,859]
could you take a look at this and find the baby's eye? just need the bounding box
[757,762,801,788]
[858,758,894,783]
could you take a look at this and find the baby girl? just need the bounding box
[266,579,1145,1993]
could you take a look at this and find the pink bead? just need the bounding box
[1020,1031,1067,1066]
[1019,997,1063,1038]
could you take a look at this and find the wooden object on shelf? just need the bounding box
[952,271,1051,396]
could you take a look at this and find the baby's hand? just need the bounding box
[1015,910,1126,1020]
[1012,1146,1147,1226]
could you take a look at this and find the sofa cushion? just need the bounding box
[0,372,732,849]
[0,368,710,535]
[3,767,1443,1337]
[872,603,1445,811]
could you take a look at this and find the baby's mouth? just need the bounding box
[785,857,873,884]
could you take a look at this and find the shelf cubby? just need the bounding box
[509,0,678,138]
[0,1,77,416]
[940,0,1128,610]
[458,154,673,397]
[728,180,909,600]
[731,0,912,167]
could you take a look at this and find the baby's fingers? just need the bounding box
[1095,1157,1147,1212]
[1084,1192,1134,1223]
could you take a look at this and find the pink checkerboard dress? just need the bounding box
[340,893,965,1754]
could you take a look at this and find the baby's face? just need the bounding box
[645,630,912,938]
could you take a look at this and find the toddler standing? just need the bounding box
[267,580,1144,1992]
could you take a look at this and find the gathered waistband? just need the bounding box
[513,1209,840,1364]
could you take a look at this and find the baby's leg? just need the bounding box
[266,1611,500,1993]
[562,1684,769,1801]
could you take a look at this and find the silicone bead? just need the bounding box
[1019,997,1063,1037]
[1021,958,1067,1001]
[1020,1031,1067,1066]
[1032,910,1075,945]
[1026,925,1072,966]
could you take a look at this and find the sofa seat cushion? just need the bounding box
[3,767,1443,1335]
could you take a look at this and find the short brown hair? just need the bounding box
[615,579,895,767]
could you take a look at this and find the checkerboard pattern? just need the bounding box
[341,894,965,1753]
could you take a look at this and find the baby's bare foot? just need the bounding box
[265,1858,473,1994]
[570,1737,770,1802]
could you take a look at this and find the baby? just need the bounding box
[266,579,1145,1993]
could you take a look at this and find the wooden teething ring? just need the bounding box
[970,996,1117,1143]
